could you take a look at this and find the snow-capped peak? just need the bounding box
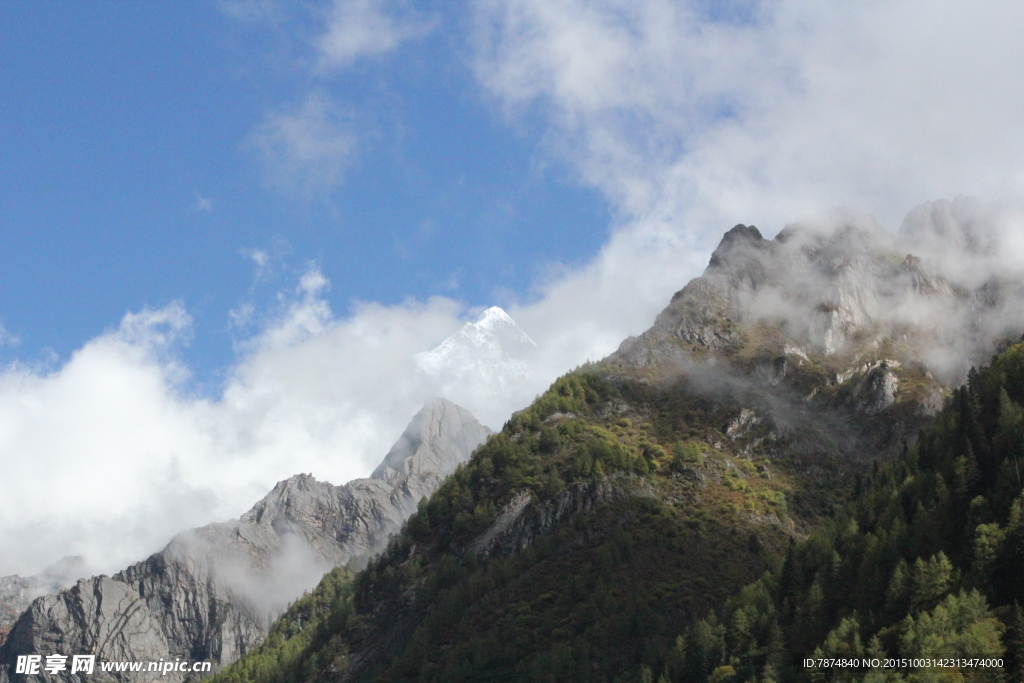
[414,307,536,400]
[436,307,536,357]
[477,305,515,326]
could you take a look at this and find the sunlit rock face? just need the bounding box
[0,399,490,681]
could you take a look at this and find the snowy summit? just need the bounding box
[415,307,537,396]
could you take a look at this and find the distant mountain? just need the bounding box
[416,306,537,402]
[0,398,490,682]
[207,201,1024,683]
[899,194,1000,257]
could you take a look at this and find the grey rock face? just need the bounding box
[609,204,1024,463]
[372,398,490,489]
[617,206,1024,382]
[0,398,490,682]
[0,558,91,646]
[3,577,171,683]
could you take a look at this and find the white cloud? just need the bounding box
[11,0,1024,583]
[247,91,358,193]
[443,0,1024,383]
[0,275,546,578]
[316,0,434,70]
[473,0,1024,235]
[237,0,433,194]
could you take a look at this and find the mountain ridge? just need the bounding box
[0,398,491,682]
[207,200,1024,683]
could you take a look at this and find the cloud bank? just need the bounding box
[473,0,1024,233]
[0,281,492,577]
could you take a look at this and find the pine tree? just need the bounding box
[1004,602,1024,682]
[909,552,956,613]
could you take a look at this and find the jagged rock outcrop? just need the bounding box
[7,578,171,683]
[0,558,91,647]
[618,212,1021,369]
[611,203,1024,460]
[0,398,490,682]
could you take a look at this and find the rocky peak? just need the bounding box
[706,224,766,268]
[622,204,1024,372]
[703,224,774,293]
[608,203,1024,467]
[241,473,328,527]
[371,397,492,486]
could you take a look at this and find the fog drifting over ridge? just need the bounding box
[7,0,1024,578]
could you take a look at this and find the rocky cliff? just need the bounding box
[0,558,91,647]
[0,398,490,682]
[619,206,1023,369]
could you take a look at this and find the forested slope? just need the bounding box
[675,342,1024,682]
[212,371,811,683]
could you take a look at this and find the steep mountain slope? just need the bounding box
[211,206,1024,683]
[675,340,1024,682]
[0,398,490,682]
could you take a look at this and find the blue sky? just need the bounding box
[0,1,608,378]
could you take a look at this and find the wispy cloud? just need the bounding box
[316,0,435,70]
[247,90,359,193]
[0,324,20,349]
[233,0,434,195]
[472,1,1024,234]
[194,193,213,212]
[244,248,271,275]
